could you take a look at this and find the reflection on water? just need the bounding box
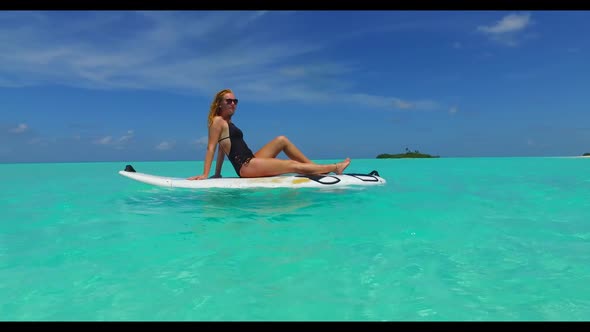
[119,187,360,224]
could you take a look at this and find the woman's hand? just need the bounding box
[187,174,208,180]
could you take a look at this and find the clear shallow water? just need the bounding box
[1,157,589,321]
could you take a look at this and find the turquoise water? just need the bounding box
[1,157,589,321]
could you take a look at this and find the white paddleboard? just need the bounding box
[118,165,386,189]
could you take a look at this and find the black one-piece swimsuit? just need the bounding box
[218,122,255,177]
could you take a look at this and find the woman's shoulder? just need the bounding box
[211,116,227,126]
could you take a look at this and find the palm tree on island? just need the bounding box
[377,147,439,159]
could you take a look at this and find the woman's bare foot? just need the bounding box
[334,158,351,175]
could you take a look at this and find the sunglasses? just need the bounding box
[224,98,239,105]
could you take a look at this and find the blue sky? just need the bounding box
[1,10,589,163]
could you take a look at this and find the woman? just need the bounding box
[188,89,351,180]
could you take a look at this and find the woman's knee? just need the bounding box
[275,135,290,145]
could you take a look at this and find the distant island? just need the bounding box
[377,148,439,159]
[583,153,590,156]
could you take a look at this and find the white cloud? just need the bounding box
[0,11,445,112]
[118,130,134,143]
[10,123,28,133]
[93,130,134,148]
[156,141,174,151]
[234,11,269,29]
[0,11,323,93]
[449,106,458,115]
[477,13,532,46]
[389,97,438,111]
[393,98,414,109]
[478,13,531,34]
[193,136,209,148]
[95,136,112,145]
[278,63,358,79]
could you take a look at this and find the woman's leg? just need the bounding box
[240,157,351,178]
[254,136,314,163]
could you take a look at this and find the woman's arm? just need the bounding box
[188,118,223,180]
[213,145,225,177]
[211,145,225,178]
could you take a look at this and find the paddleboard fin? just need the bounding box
[124,164,136,173]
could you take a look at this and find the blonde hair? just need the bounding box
[207,89,233,127]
